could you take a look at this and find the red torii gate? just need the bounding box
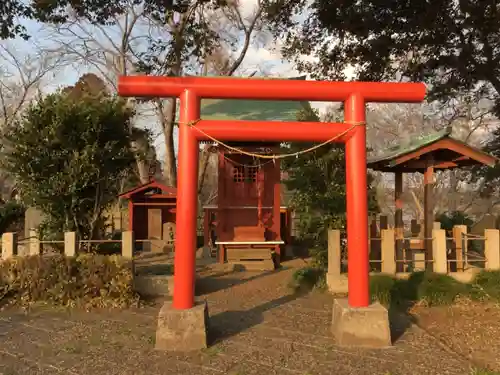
[118,76,426,311]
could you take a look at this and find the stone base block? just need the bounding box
[155,299,209,351]
[229,260,276,271]
[331,298,391,348]
[134,275,174,297]
[326,273,348,294]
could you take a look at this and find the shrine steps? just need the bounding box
[226,247,276,271]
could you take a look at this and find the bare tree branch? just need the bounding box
[366,97,499,224]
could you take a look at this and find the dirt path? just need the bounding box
[0,258,479,375]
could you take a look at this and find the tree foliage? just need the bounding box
[0,88,135,240]
[282,105,379,269]
[1,0,209,39]
[470,125,500,205]
[436,211,474,232]
[265,0,500,112]
[0,201,24,235]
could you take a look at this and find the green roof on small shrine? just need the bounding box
[367,127,453,165]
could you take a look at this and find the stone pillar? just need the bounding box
[485,229,500,270]
[326,230,345,293]
[381,229,396,274]
[432,229,447,273]
[328,229,341,276]
[64,232,77,257]
[2,232,17,260]
[29,229,40,256]
[122,231,134,259]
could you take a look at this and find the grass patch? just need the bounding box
[0,254,140,309]
[471,369,500,375]
[371,270,500,308]
[292,268,500,308]
[370,271,471,308]
[136,263,174,276]
[289,267,325,292]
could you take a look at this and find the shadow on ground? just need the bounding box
[208,290,412,347]
[195,265,290,295]
[208,287,311,344]
[388,306,413,343]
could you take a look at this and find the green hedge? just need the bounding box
[0,254,140,308]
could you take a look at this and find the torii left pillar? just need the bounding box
[118,76,426,351]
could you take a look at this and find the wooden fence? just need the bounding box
[327,226,498,293]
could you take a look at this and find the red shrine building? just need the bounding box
[119,180,177,253]
[200,79,304,270]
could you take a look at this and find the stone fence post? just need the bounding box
[485,229,500,270]
[381,229,396,274]
[29,229,40,256]
[432,229,448,273]
[122,231,134,259]
[1,232,17,260]
[326,229,344,293]
[64,232,77,257]
[327,230,341,276]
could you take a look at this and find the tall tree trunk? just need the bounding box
[130,140,151,184]
[198,145,211,194]
[159,99,178,186]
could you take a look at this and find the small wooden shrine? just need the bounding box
[119,180,177,252]
[368,127,498,270]
[200,77,305,270]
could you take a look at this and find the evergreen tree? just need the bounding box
[282,105,379,269]
[0,88,136,240]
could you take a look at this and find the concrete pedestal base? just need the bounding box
[331,298,391,348]
[326,273,348,294]
[155,299,209,351]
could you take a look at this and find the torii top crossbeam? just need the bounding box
[119,76,425,103]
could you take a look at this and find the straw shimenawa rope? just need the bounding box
[187,119,366,160]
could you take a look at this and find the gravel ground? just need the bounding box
[413,300,500,372]
[0,258,482,375]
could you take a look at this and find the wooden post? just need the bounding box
[64,232,77,257]
[328,229,341,276]
[423,162,435,270]
[369,217,381,271]
[29,229,40,256]
[122,230,134,259]
[452,225,467,271]
[272,157,282,264]
[381,229,396,274]
[286,209,293,244]
[394,171,405,272]
[410,219,420,236]
[1,232,17,260]
[432,229,447,273]
[379,215,388,230]
[203,208,210,247]
[484,229,500,270]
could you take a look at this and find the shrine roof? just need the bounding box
[118,180,177,199]
[199,76,309,121]
[367,126,498,173]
